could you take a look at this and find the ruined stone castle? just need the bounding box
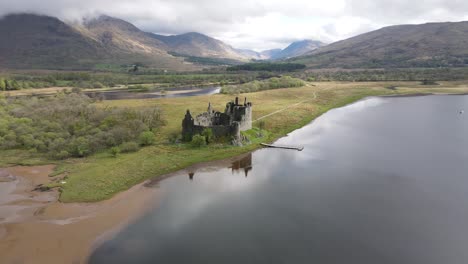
[182,97,252,141]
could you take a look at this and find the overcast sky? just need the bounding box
[1,0,468,51]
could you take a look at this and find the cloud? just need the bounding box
[1,0,468,50]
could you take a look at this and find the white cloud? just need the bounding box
[1,0,468,50]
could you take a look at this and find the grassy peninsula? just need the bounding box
[2,81,468,202]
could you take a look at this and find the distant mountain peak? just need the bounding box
[261,39,325,60]
[83,14,140,33]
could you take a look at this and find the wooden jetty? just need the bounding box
[260,143,304,151]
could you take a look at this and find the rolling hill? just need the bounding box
[291,21,468,68]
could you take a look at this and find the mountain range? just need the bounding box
[291,21,468,68]
[0,13,323,70]
[1,13,468,70]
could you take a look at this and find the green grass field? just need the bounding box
[2,81,468,202]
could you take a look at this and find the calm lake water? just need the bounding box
[89,95,468,264]
[84,86,220,100]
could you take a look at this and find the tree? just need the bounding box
[0,79,5,91]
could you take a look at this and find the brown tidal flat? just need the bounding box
[0,165,161,264]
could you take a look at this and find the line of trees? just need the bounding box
[0,78,21,91]
[221,76,305,94]
[294,68,468,82]
[227,63,306,72]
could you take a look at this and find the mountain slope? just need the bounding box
[292,21,468,68]
[272,40,324,59]
[78,15,195,69]
[0,14,194,70]
[150,32,249,61]
[260,49,282,59]
[82,15,169,54]
[0,14,105,69]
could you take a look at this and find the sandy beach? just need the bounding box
[0,165,161,264]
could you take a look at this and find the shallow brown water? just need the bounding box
[0,165,160,264]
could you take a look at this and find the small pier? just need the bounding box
[260,143,304,151]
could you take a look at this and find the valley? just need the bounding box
[2,3,468,264]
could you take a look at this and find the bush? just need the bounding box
[92,82,105,88]
[168,131,180,143]
[191,134,207,147]
[119,141,139,153]
[70,137,90,157]
[110,146,121,157]
[71,87,82,94]
[55,150,70,160]
[139,131,155,146]
[202,128,213,144]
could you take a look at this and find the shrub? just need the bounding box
[70,137,90,157]
[55,150,71,160]
[92,82,105,88]
[139,131,156,146]
[119,141,139,153]
[71,87,82,94]
[191,134,206,147]
[201,128,213,144]
[168,131,180,143]
[110,146,121,157]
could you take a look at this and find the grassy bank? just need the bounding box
[2,81,468,202]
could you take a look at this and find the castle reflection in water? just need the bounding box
[188,153,252,180]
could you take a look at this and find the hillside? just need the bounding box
[0,14,105,69]
[291,21,468,68]
[260,49,282,59]
[79,15,195,70]
[0,14,195,70]
[150,32,250,61]
[0,13,330,70]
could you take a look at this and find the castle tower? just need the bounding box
[208,102,213,113]
[182,110,195,140]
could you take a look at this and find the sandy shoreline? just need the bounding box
[0,165,162,264]
[0,153,252,264]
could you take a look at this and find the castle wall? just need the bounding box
[190,124,240,139]
[238,106,252,131]
[194,112,214,127]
